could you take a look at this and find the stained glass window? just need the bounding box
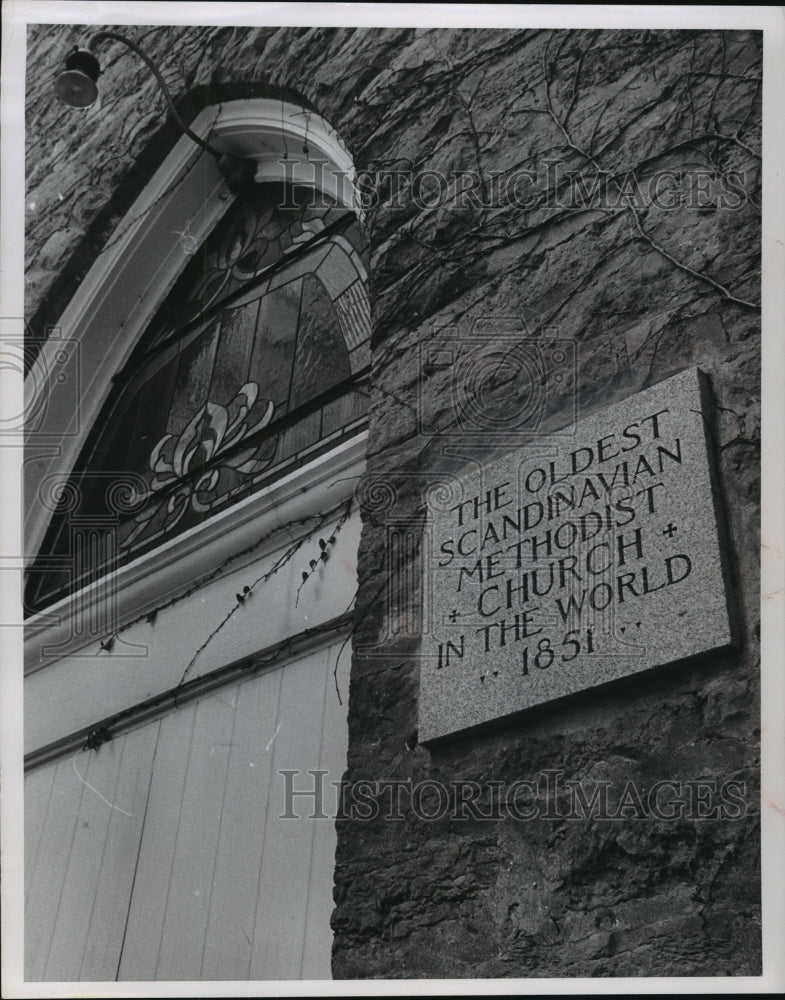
[26,183,371,613]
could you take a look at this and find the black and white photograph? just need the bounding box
[2,2,784,994]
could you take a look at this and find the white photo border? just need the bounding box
[2,3,783,997]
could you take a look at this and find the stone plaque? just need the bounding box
[419,367,734,742]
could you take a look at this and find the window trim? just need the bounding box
[25,98,367,679]
[24,99,361,565]
[24,429,366,675]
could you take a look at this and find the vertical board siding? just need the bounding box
[301,645,351,979]
[25,726,159,981]
[26,753,91,979]
[248,648,330,980]
[24,763,56,906]
[26,637,348,982]
[78,724,160,980]
[199,668,283,980]
[153,691,240,979]
[43,741,128,980]
[115,706,198,980]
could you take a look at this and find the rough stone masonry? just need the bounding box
[25,24,761,978]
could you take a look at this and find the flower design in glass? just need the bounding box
[26,183,370,613]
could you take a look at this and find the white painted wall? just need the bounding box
[23,96,366,981]
[25,438,363,981]
[25,502,361,756]
[25,636,350,981]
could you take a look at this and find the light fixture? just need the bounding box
[54,48,101,108]
[54,31,254,191]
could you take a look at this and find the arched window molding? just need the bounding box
[24,98,368,667]
[25,98,360,562]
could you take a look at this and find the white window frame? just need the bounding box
[24,98,367,683]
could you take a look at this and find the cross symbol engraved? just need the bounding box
[663,522,678,538]
[448,609,459,623]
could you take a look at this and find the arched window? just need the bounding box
[25,134,370,614]
[24,96,369,982]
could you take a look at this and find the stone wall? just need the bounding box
[25,24,761,978]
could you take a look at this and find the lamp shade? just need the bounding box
[55,49,101,108]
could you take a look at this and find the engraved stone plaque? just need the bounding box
[420,367,734,742]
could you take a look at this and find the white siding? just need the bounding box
[199,666,283,980]
[25,727,156,980]
[25,506,362,755]
[24,638,349,981]
[114,708,196,980]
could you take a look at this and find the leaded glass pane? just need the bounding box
[289,275,350,409]
[248,278,303,409]
[144,183,348,347]
[25,182,371,614]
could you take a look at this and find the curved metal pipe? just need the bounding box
[88,31,225,162]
